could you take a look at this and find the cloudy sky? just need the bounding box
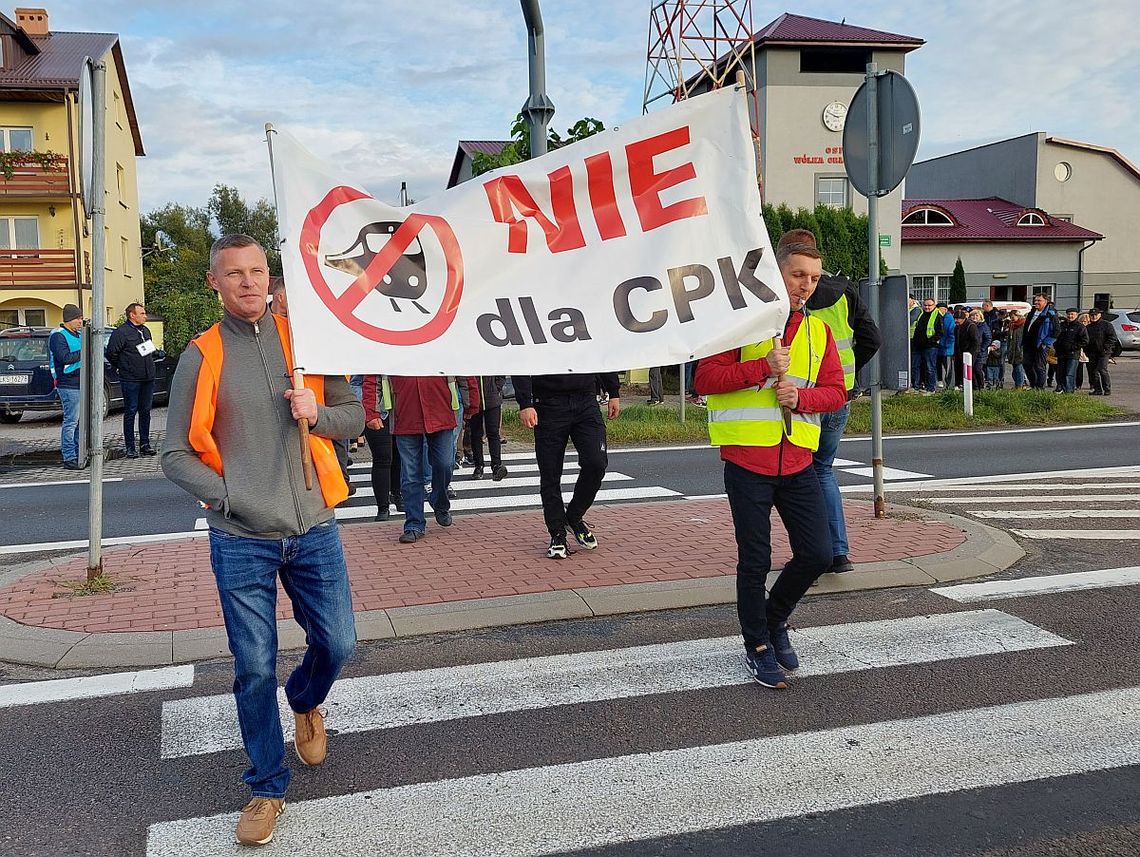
[41,0,1140,212]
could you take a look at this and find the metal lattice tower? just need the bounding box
[643,0,762,193]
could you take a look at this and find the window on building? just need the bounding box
[121,236,130,276]
[1032,284,1055,302]
[0,217,41,250]
[0,127,34,152]
[1017,212,1046,226]
[0,309,17,327]
[116,163,126,200]
[800,48,870,74]
[902,208,955,226]
[113,91,124,128]
[0,307,46,327]
[911,274,953,304]
[815,175,849,208]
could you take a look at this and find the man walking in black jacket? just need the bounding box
[513,372,621,558]
[910,297,943,392]
[1053,308,1088,393]
[1085,307,1121,395]
[105,302,159,457]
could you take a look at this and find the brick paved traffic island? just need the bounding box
[0,499,972,635]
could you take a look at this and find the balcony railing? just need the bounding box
[0,248,78,290]
[0,154,71,197]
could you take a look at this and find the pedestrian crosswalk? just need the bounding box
[136,567,1140,856]
[849,471,1140,541]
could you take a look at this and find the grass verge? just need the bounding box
[501,390,1128,447]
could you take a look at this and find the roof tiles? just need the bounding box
[902,197,1102,243]
[756,13,923,47]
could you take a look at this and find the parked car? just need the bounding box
[0,326,171,423]
[1103,310,1140,352]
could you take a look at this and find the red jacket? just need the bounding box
[389,376,480,435]
[694,311,847,476]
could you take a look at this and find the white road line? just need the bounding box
[331,486,681,522]
[146,685,1140,856]
[0,477,124,489]
[931,567,1140,602]
[1013,529,1140,540]
[348,471,630,497]
[0,529,207,556]
[158,609,1068,759]
[840,420,1140,442]
[346,443,719,471]
[911,495,1136,504]
[349,461,579,481]
[840,466,1140,493]
[839,466,932,480]
[0,665,194,708]
[970,509,1140,519]
[854,482,1140,493]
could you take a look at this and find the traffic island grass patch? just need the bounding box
[845,389,1128,434]
[52,573,125,598]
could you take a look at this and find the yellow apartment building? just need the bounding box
[0,6,144,330]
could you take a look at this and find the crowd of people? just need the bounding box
[909,294,1122,394]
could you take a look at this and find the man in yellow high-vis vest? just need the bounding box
[695,237,847,689]
[780,230,881,576]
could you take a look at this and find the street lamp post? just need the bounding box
[520,0,554,159]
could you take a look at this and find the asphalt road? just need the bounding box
[1,421,1138,550]
[1,577,1138,856]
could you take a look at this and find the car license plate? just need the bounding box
[0,374,30,384]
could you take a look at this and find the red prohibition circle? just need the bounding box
[299,185,464,345]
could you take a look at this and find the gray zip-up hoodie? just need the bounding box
[162,308,364,539]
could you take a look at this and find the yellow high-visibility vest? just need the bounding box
[706,315,828,451]
[806,296,855,391]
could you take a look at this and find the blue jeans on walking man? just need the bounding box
[396,430,454,534]
[812,401,850,561]
[57,386,80,463]
[208,520,356,798]
[121,379,154,453]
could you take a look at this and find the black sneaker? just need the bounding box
[492,464,508,482]
[569,519,598,550]
[125,448,139,459]
[435,510,453,527]
[768,622,799,672]
[398,530,424,544]
[447,487,457,500]
[62,459,80,471]
[391,494,405,513]
[743,643,787,689]
[830,554,854,574]
[140,446,157,457]
[472,466,485,480]
[547,531,569,559]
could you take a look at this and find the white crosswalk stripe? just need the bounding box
[1013,528,1140,540]
[932,566,1140,602]
[159,610,1068,759]
[146,685,1140,856]
[969,509,1140,519]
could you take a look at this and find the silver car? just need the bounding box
[1105,310,1140,351]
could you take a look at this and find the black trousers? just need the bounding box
[534,394,608,534]
[1088,352,1111,393]
[364,422,395,512]
[724,460,832,649]
[1026,346,1049,389]
[470,405,502,469]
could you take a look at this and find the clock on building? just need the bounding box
[822,101,847,132]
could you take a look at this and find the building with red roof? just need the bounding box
[908,133,1140,310]
[900,197,1102,306]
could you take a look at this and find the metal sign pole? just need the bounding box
[865,63,886,519]
[520,0,554,158]
[86,58,108,580]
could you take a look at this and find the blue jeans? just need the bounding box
[812,401,850,557]
[724,461,831,649]
[919,347,939,391]
[57,386,80,462]
[1059,356,1078,393]
[396,431,453,534]
[120,379,154,452]
[208,520,356,798]
[1011,363,1027,387]
[985,364,1002,387]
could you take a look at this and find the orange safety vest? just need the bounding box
[188,314,349,508]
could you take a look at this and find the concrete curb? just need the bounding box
[0,503,1023,670]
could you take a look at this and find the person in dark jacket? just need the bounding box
[49,303,84,469]
[1006,311,1027,389]
[105,302,160,457]
[1084,307,1121,395]
[910,297,942,392]
[469,376,508,481]
[1022,293,1057,389]
[954,308,980,388]
[1052,308,1089,393]
[361,375,399,521]
[513,372,621,559]
[970,309,992,390]
[937,303,957,388]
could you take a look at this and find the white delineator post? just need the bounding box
[963,351,974,416]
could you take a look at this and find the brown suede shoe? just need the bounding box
[294,707,327,766]
[236,797,284,846]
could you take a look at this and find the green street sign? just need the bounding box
[879,233,892,247]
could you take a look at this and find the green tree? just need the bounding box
[762,203,882,281]
[949,256,967,303]
[140,187,280,358]
[470,114,605,176]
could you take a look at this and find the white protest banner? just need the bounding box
[270,86,787,376]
